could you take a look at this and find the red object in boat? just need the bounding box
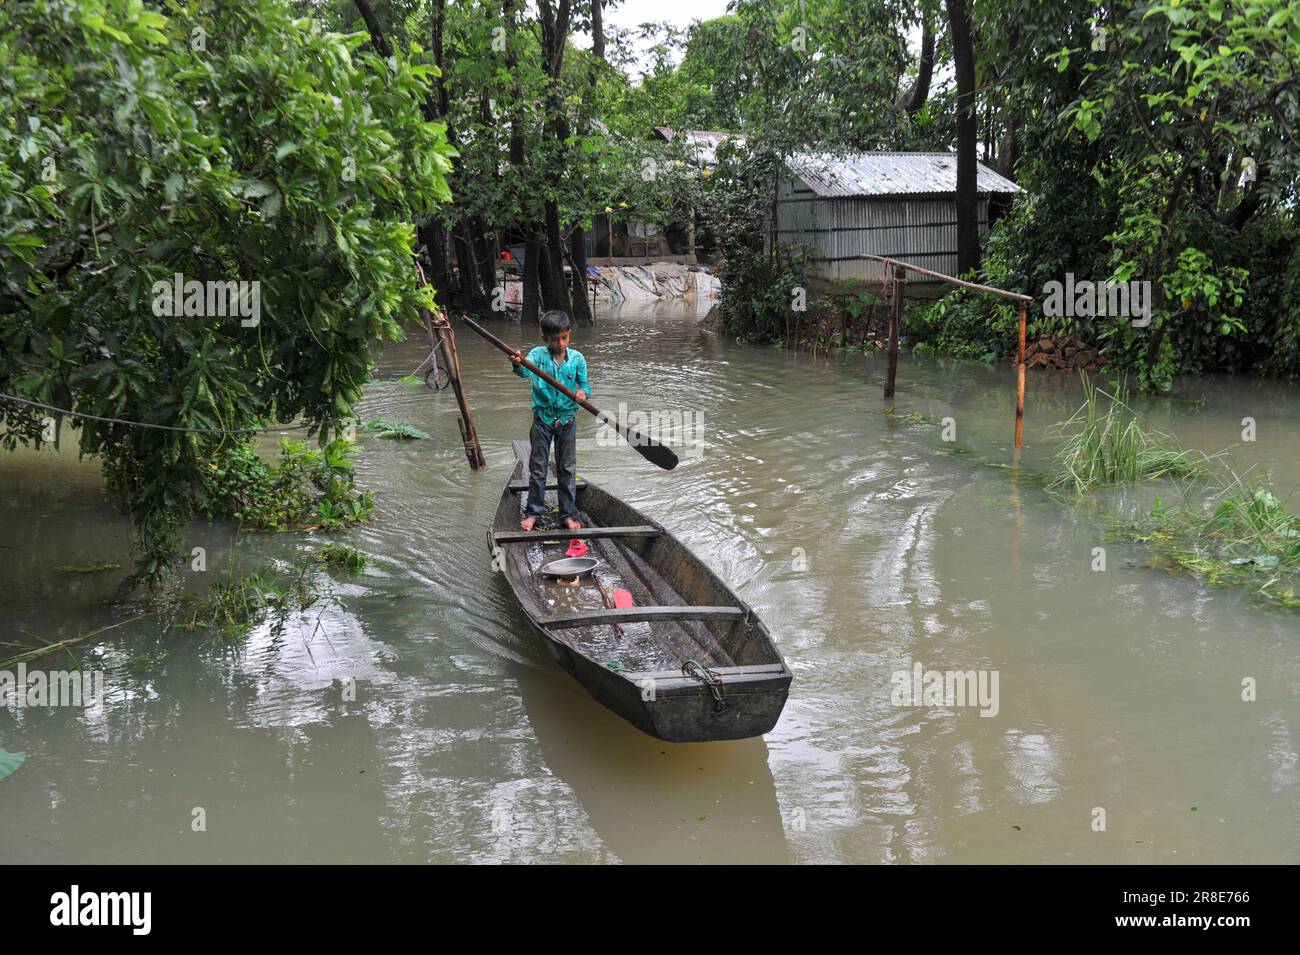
[565,539,588,558]
[611,589,634,609]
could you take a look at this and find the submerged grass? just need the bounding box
[54,560,122,574]
[1118,472,1300,610]
[182,561,324,640]
[1048,376,1206,494]
[315,543,370,573]
[1046,374,1298,609]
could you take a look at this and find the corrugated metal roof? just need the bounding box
[653,127,744,167]
[785,151,1021,197]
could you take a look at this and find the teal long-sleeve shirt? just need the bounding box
[514,345,590,425]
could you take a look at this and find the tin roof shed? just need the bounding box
[785,151,1022,198]
[776,151,1022,284]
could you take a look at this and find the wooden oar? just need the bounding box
[460,317,679,471]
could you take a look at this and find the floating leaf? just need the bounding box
[0,749,26,781]
[361,419,428,440]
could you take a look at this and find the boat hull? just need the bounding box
[490,443,791,742]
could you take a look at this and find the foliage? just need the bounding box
[911,0,1299,390]
[908,287,1016,361]
[0,0,453,586]
[198,439,374,532]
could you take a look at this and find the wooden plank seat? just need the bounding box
[492,525,662,544]
[506,479,590,492]
[536,606,744,630]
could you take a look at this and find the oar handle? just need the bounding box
[461,317,599,417]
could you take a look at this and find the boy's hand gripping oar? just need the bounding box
[460,317,679,471]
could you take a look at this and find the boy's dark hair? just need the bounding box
[539,309,572,337]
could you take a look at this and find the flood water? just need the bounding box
[3,297,1299,864]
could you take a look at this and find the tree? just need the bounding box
[946,0,979,275]
[0,0,454,582]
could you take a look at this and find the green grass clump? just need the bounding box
[1049,376,1205,494]
[315,543,369,573]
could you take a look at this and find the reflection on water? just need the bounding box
[2,294,1299,863]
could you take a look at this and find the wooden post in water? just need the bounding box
[884,263,902,399]
[431,309,487,470]
[1014,299,1027,449]
[415,261,486,470]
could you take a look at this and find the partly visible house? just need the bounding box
[588,127,744,261]
[774,151,1022,286]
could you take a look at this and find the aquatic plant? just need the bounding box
[200,439,373,532]
[184,562,323,640]
[1048,376,1205,494]
[315,544,370,573]
[54,561,122,574]
[1122,472,1300,610]
[0,749,25,782]
[361,419,429,440]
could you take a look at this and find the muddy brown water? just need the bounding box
[2,298,1298,863]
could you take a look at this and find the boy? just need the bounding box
[511,309,590,532]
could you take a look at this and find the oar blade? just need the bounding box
[631,438,679,471]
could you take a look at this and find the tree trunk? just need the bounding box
[541,205,567,309]
[351,0,392,57]
[452,234,471,303]
[472,221,497,308]
[523,238,542,324]
[997,122,1019,181]
[569,227,592,322]
[566,0,601,323]
[898,16,935,115]
[946,0,980,276]
[537,1,572,312]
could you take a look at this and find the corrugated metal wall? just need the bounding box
[775,178,990,283]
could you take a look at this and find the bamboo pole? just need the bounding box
[433,312,486,470]
[855,254,1032,302]
[415,261,486,470]
[1015,299,1027,449]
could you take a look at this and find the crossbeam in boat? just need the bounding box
[536,606,743,629]
[492,526,661,544]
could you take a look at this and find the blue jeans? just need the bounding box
[526,415,578,519]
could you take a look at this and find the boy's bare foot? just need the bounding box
[520,515,537,531]
[561,516,582,530]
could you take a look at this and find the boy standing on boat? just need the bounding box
[512,309,590,532]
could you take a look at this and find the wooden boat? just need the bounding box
[488,441,792,742]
